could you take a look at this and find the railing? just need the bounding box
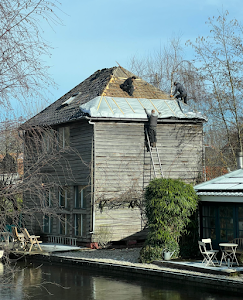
[47,235,77,246]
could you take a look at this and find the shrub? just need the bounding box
[140,178,198,262]
[139,245,162,263]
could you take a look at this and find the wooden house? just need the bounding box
[22,66,206,245]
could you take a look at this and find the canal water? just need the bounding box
[0,261,242,300]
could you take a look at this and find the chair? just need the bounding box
[12,226,26,249]
[198,241,216,266]
[22,228,42,252]
[202,238,219,264]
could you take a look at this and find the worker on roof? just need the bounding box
[144,108,161,149]
[120,76,136,96]
[171,82,187,104]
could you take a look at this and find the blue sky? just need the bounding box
[40,0,242,106]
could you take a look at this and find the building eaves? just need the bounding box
[197,191,243,196]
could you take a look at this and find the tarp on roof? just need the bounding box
[79,96,207,120]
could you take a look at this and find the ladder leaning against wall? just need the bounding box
[145,128,164,178]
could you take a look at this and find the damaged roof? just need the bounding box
[23,66,206,127]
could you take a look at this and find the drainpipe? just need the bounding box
[237,152,243,169]
[89,120,95,239]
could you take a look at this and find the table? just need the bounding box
[219,243,239,266]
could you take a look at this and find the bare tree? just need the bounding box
[0,123,90,297]
[0,124,86,239]
[129,37,206,108]
[0,1,66,295]
[0,118,24,156]
[187,10,243,170]
[0,0,62,112]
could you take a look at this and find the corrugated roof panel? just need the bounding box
[229,183,243,190]
[194,168,243,196]
[197,192,243,196]
[196,183,240,190]
[194,169,243,190]
[210,177,243,184]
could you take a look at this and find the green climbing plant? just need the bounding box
[140,178,198,263]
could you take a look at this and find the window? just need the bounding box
[238,207,243,238]
[74,186,86,209]
[74,214,87,237]
[202,206,216,240]
[59,214,70,235]
[43,215,53,234]
[59,186,71,209]
[58,126,70,148]
[42,129,55,153]
[201,203,243,245]
[45,188,53,207]
[219,206,234,241]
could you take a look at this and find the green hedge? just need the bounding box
[140,178,198,263]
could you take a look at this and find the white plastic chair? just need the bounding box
[202,238,219,264]
[198,241,216,266]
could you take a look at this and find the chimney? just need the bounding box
[237,152,243,169]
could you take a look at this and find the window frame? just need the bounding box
[58,126,70,148]
[59,214,70,235]
[42,129,56,153]
[74,186,86,209]
[59,186,71,209]
[43,215,53,234]
[74,213,86,237]
[200,203,243,247]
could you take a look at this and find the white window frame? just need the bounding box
[43,215,53,234]
[74,186,85,209]
[47,189,52,207]
[58,126,70,148]
[74,214,86,237]
[59,187,70,208]
[59,214,70,235]
[42,129,55,153]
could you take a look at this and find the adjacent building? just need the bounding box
[195,154,243,248]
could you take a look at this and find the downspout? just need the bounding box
[202,129,206,182]
[89,120,96,240]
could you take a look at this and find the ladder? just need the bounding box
[145,129,163,178]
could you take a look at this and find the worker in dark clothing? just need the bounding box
[172,82,187,104]
[144,108,161,149]
[120,76,136,96]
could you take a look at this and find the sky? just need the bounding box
[31,0,243,111]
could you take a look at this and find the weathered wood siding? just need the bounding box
[23,120,93,243]
[94,122,144,198]
[93,121,203,241]
[157,123,203,181]
[93,207,143,242]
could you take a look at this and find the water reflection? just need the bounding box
[0,262,241,300]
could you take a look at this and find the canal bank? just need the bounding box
[19,245,243,294]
